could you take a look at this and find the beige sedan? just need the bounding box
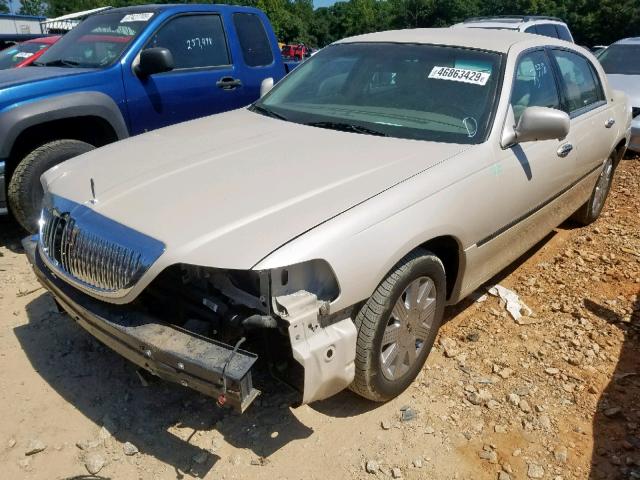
[26,28,631,411]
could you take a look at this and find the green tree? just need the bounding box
[0,0,9,14]
[20,0,48,16]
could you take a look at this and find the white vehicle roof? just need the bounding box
[336,27,567,54]
[612,37,640,45]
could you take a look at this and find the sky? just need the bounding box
[314,0,338,7]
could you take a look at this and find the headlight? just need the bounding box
[269,259,340,303]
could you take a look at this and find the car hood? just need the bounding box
[43,108,469,270]
[607,74,640,107]
[0,66,97,90]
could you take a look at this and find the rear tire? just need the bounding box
[8,139,94,233]
[572,153,615,226]
[350,249,446,402]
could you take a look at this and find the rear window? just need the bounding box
[555,25,573,42]
[535,24,559,39]
[233,13,273,67]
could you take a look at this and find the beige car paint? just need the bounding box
[37,28,631,404]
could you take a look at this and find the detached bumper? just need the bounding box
[629,117,640,153]
[23,236,260,412]
[0,161,6,215]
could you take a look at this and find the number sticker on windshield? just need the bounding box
[14,52,34,59]
[428,66,491,86]
[120,13,154,23]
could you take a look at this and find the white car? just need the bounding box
[453,15,574,42]
[26,28,630,412]
[597,37,640,152]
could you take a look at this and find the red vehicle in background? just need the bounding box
[281,43,308,61]
[0,36,61,69]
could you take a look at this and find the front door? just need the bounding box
[468,49,576,286]
[123,13,244,135]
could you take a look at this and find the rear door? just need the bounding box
[230,12,283,105]
[548,48,614,180]
[123,12,244,135]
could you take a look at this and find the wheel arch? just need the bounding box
[415,235,462,302]
[613,137,627,167]
[1,92,129,180]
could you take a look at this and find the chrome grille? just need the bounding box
[39,197,165,296]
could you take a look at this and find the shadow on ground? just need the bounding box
[587,294,640,479]
[0,214,26,253]
[16,293,316,478]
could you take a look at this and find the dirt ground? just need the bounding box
[1,159,638,480]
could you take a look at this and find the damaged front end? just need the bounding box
[24,233,357,412]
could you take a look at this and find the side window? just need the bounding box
[510,50,561,122]
[524,25,539,34]
[146,15,230,69]
[551,49,605,114]
[555,25,573,42]
[233,13,273,67]
[536,24,560,39]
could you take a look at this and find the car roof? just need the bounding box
[336,27,567,54]
[612,37,640,45]
[94,4,261,15]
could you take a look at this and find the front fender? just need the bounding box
[0,92,129,159]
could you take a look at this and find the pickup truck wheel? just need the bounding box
[572,154,615,226]
[8,139,95,233]
[350,250,446,402]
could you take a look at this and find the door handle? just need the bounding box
[557,143,573,158]
[605,118,615,128]
[216,76,242,90]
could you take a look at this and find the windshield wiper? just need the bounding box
[306,121,389,137]
[37,59,81,68]
[250,104,289,121]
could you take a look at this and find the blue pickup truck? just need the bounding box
[0,4,295,231]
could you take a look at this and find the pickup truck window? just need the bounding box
[146,14,230,69]
[257,43,503,144]
[35,12,152,68]
[511,50,560,122]
[233,13,273,67]
[551,49,604,114]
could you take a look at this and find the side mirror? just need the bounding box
[135,47,174,77]
[260,77,274,97]
[502,106,570,147]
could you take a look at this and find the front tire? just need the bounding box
[350,249,446,402]
[8,139,95,233]
[572,154,615,226]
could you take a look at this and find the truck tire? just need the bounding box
[572,153,615,226]
[8,140,95,233]
[350,249,446,402]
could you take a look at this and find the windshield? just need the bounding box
[256,43,503,144]
[35,11,155,68]
[0,42,50,69]
[598,44,640,75]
